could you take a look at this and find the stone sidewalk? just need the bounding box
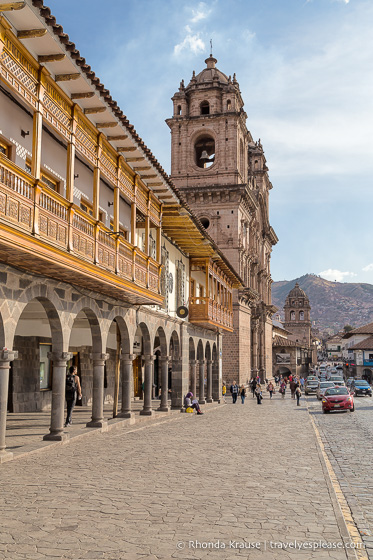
[0,393,366,560]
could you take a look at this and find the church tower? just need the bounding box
[283,283,312,347]
[167,55,278,384]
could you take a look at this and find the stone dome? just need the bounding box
[287,283,308,300]
[192,55,229,85]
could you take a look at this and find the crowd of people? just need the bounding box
[181,374,305,415]
[222,374,304,406]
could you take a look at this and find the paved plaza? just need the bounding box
[0,394,367,560]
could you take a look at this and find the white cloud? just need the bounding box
[174,31,205,56]
[319,269,357,282]
[190,2,211,23]
[363,264,373,272]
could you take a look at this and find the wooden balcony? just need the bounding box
[189,296,233,332]
[0,156,163,305]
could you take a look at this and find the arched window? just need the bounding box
[290,311,295,321]
[194,135,215,169]
[200,101,210,115]
[227,99,231,111]
[199,217,210,229]
[299,311,304,321]
[177,105,182,116]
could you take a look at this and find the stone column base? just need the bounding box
[86,420,108,430]
[0,450,13,463]
[116,412,134,419]
[199,399,206,405]
[43,432,69,442]
[206,398,213,403]
[157,406,170,413]
[139,410,153,416]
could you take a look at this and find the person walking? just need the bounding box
[240,385,246,404]
[254,383,263,404]
[251,377,257,398]
[300,377,305,392]
[295,384,302,406]
[222,382,227,403]
[289,379,297,399]
[230,381,239,404]
[267,381,274,399]
[279,380,286,399]
[65,366,82,427]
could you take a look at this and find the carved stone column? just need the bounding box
[199,359,206,404]
[117,353,134,419]
[251,319,259,379]
[43,351,72,442]
[140,355,155,416]
[158,355,170,412]
[206,359,213,403]
[0,350,18,463]
[87,353,109,429]
[190,360,197,398]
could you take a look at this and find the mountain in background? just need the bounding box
[271,274,373,335]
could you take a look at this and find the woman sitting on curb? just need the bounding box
[184,392,204,414]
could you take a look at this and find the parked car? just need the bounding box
[350,379,372,397]
[305,379,319,395]
[316,381,336,400]
[322,387,354,413]
[328,376,345,387]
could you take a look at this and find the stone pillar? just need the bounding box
[43,352,72,442]
[206,359,213,403]
[140,355,154,416]
[199,359,206,404]
[158,355,170,412]
[87,353,109,429]
[0,350,18,463]
[117,353,134,419]
[258,329,265,382]
[251,320,259,379]
[190,360,197,398]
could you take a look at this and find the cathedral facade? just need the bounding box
[167,55,278,385]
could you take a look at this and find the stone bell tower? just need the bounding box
[166,54,278,385]
[283,283,312,347]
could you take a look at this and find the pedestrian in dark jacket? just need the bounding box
[295,385,302,406]
[230,381,239,404]
[289,380,297,399]
[251,378,257,398]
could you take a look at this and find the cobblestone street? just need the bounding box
[0,394,364,560]
[310,395,373,559]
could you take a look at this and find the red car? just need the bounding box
[322,387,354,413]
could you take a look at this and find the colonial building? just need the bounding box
[0,1,242,462]
[342,322,373,381]
[166,55,278,385]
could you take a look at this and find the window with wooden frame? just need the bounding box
[109,220,128,240]
[40,170,60,193]
[80,198,103,222]
[0,138,12,159]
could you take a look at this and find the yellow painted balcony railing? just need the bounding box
[0,156,162,305]
[189,296,233,332]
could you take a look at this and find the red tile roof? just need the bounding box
[350,336,373,350]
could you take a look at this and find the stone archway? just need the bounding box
[68,307,105,429]
[189,337,196,397]
[133,322,153,416]
[197,339,206,404]
[205,342,213,403]
[154,326,169,412]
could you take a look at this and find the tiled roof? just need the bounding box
[272,335,297,347]
[343,322,373,338]
[350,336,373,350]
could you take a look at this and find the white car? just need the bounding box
[316,381,336,400]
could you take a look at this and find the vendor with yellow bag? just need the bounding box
[184,392,204,415]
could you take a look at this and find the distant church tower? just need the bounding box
[283,283,311,347]
[166,55,278,384]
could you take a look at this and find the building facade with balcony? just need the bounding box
[342,322,373,382]
[0,1,242,462]
[166,55,278,385]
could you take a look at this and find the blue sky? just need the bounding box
[46,0,373,284]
